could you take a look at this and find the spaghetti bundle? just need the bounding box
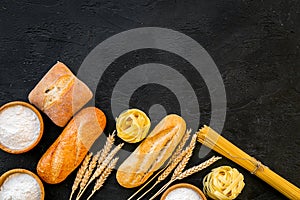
[197,125,300,200]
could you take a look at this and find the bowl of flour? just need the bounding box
[0,168,45,200]
[161,183,207,200]
[0,101,44,154]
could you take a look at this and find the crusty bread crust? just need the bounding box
[116,114,186,188]
[28,61,92,127]
[37,107,106,184]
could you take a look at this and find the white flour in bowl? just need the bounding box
[0,105,40,150]
[165,187,202,200]
[0,173,41,200]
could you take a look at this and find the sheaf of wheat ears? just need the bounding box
[76,150,101,199]
[149,156,222,200]
[135,133,197,200]
[148,133,197,200]
[69,152,93,200]
[169,129,191,163]
[159,129,193,183]
[135,148,189,200]
[171,133,198,179]
[97,132,116,168]
[86,157,119,200]
[77,143,124,199]
[92,143,123,181]
[128,129,191,200]
[72,132,116,200]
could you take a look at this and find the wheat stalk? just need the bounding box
[149,156,222,200]
[136,148,188,200]
[97,132,115,168]
[70,132,123,200]
[159,129,191,182]
[94,158,119,191]
[76,150,101,200]
[171,133,197,180]
[131,130,191,200]
[148,134,197,200]
[169,129,191,163]
[86,158,119,200]
[158,148,188,182]
[177,156,222,180]
[135,132,195,200]
[69,152,93,200]
[129,166,168,200]
[78,143,124,199]
[92,143,123,180]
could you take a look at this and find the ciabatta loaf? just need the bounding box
[28,61,92,127]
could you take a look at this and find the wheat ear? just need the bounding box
[92,143,123,180]
[86,158,119,200]
[171,133,197,180]
[157,129,196,183]
[79,143,124,198]
[149,134,197,200]
[76,150,101,200]
[130,129,191,200]
[169,129,191,163]
[97,132,115,168]
[158,129,191,183]
[69,152,93,200]
[149,156,221,200]
[138,133,195,200]
[177,156,222,180]
[159,149,188,182]
[136,148,189,200]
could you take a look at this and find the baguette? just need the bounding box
[37,107,106,184]
[116,114,186,188]
[28,61,93,127]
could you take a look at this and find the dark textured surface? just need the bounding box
[1,0,300,200]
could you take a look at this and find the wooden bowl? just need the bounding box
[0,168,45,200]
[161,183,207,200]
[0,101,44,154]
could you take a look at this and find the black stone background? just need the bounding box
[1,0,300,200]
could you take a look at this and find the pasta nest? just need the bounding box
[203,166,245,200]
[116,109,151,143]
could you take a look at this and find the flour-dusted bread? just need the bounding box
[28,61,93,127]
[116,114,186,188]
[37,107,106,184]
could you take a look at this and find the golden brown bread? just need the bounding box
[37,107,106,184]
[28,61,93,127]
[116,114,186,188]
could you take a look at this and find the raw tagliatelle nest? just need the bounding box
[203,166,245,200]
[116,109,151,143]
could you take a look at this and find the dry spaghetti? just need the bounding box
[197,125,300,199]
